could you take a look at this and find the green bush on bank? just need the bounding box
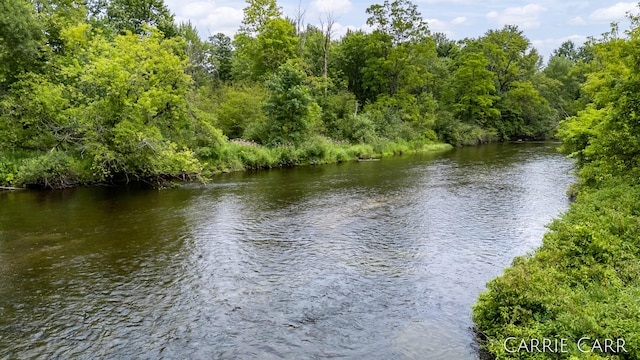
[473,15,640,360]
[0,137,452,189]
[473,181,640,359]
[197,136,451,175]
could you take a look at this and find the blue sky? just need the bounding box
[164,0,639,62]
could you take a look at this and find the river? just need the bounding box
[0,142,574,359]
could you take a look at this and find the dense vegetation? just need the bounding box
[473,15,640,360]
[0,0,584,188]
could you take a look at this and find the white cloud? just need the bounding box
[330,22,374,39]
[486,4,547,29]
[311,0,353,15]
[425,18,448,31]
[451,16,467,25]
[425,18,454,37]
[173,2,244,38]
[569,16,587,26]
[588,2,637,22]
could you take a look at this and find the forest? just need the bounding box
[0,0,588,188]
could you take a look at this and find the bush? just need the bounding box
[15,151,90,188]
[473,182,640,359]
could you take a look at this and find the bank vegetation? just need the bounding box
[473,13,640,360]
[1,0,585,188]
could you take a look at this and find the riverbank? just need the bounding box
[473,178,640,358]
[0,137,452,189]
[472,17,640,358]
[472,140,640,360]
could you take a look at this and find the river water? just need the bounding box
[0,142,574,359]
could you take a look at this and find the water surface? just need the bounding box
[0,142,574,359]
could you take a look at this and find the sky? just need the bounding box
[164,0,640,62]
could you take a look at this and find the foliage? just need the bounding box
[103,0,176,37]
[453,51,500,127]
[473,11,640,359]
[0,0,597,188]
[0,0,45,89]
[474,182,640,359]
[263,61,319,146]
[209,33,233,82]
[215,85,267,141]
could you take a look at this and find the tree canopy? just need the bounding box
[0,0,603,187]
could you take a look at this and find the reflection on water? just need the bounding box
[0,142,574,359]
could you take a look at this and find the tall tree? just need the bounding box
[209,33,233,82]
[233,0,290,81]
[179,21,215,88]
[0,0,45,89]
[254,18,297,78]
[365,0,429,45]
[263,61,319,145]
[105,0,176,37]
[362,0,434,100]
[480,25,540,94]
[238,0,281,36]
[453,51,500,126]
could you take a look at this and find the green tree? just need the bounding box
[559,17,640,186]
[362,0,434,100]
[0,0,45,89]
[334,30,370,102]
[5,25,201,185]
[365,0,429,45]
[453,52,499,127]
[232,0,295,81]
[263,61,319,145]
[239,0,281,35]
[209,33,233,82]
[179,21,215,88]
[215,85,267,140]
[499,80,556,138]
[254,18,297,78]
[104,0,176,37]
[480,25,540,94]
[543,55,584,118]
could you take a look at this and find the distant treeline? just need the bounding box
[1,0,590,188]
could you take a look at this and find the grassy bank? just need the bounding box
[473,179,640,359]
[0,137,452,189]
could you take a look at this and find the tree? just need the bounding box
[104,0,176,37]
[499,80,556,138]
[559,15,640,186]
[5,25,201,184]
[480,25,540,94]
[0,0,45,89]
[179,21,215,88]
[362,0,434,100]
[232,0,294,81]
[319,13,336,81]
[453,52,500,126]
[335,30,370,102]
[543,55,583,118]
[215,85,267,140]
[365,0,429,45]
[254,18,298,78]
[239,0,281,36]
[299,25,325,77]
[209,33,233,82]
[263,61,319,145]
